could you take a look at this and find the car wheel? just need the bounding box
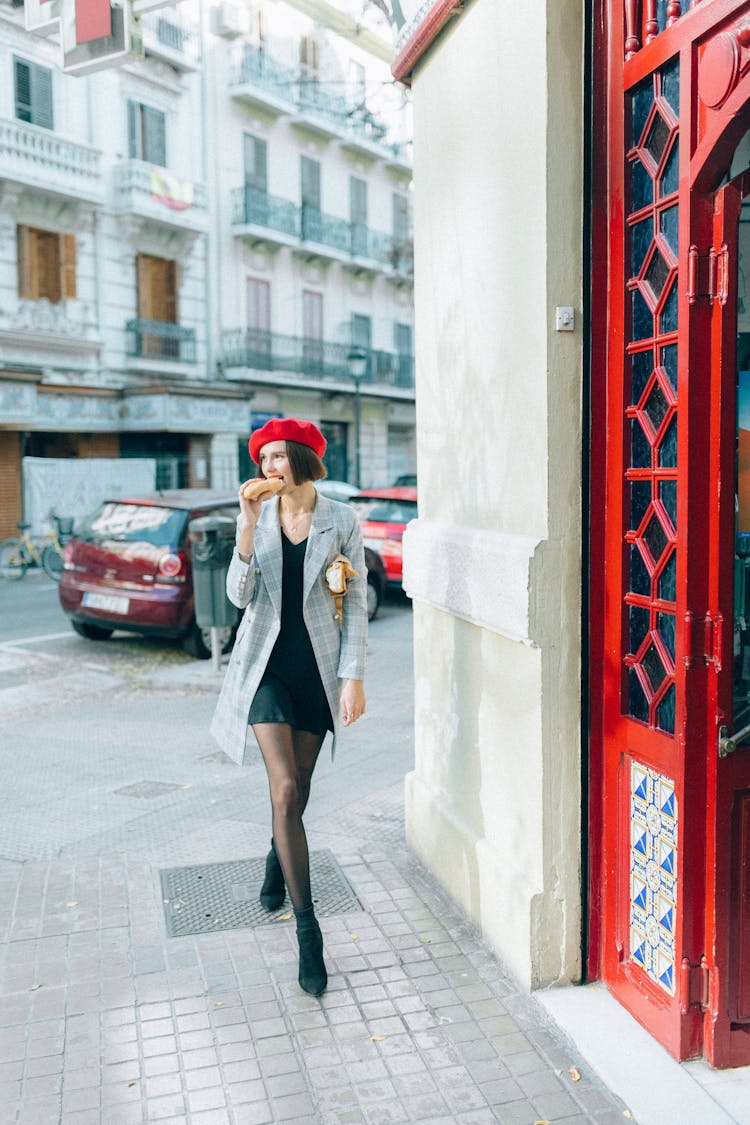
[183,620,236,660]
[72,621,114,641]
[366,574,381,621]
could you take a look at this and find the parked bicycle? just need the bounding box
[0,516,74,581]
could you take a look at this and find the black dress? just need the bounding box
[247,534,333,735]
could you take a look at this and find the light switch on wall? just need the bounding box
[555,306,575,331]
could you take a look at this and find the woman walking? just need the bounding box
[211,418,367,996]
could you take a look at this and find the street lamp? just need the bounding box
[347,348,368,488]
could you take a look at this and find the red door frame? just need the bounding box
[589,0,750,1064]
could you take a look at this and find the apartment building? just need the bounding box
[0,0,414,535]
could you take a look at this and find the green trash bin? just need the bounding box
[189,515,237,630]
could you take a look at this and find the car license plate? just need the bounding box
[82,592,130,614]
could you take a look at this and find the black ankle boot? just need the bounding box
[294,906,327,996]
[259,839,285,911]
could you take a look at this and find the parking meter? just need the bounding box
[188,515,237,669]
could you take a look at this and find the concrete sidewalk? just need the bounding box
[0,602,746,1124]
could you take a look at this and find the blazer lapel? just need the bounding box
[253,498,283,619]
[303,494,336,604]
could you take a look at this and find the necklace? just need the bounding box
[279,503,313,543]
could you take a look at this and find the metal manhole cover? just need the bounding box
[160,850,361,937]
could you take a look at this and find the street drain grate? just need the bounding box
[160,850,361,937]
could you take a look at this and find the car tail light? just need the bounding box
[156,550,187,584]
[63,542,75,570]
[386,527,404,540]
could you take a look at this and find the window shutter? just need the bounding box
[244,135,267,191]
[393,192,409,242]
[246,278,270,331]
[143,107,166,167]
[350,177,367,225]
[16,225,34,298]
[164,260,178,323]
[37,230,60,302]
[300,157,321,210]
[303,290,322,340]
[127,101,138,159]
[136,253,153,317]
[14,59,32,122]
[60,234,77,300]
[32,64,53,130]
[351,313,371,350]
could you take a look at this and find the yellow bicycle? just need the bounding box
[0,517,72,581]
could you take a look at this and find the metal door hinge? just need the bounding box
[687,244,729,305]
[680,955,711,1014]
[684,611,722,669]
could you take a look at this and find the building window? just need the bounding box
[300,156,321,210]
[351,176,368,257]
[349,60,366,107]
[16,226,76,303]
[302,290,323,373]
[136,253,178,355]
[244,134,267,192]
[299,35,319,80]
[246,277,271,369]
[394,322,414,386]
[14,57,53,129]
[128,101,167,167]
[393,192,410,243]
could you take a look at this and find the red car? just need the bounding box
[350,487,418,589]
[58,490,240,659]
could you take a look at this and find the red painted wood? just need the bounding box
[391,0,464,85]
[645,0,659,43]
[74,0,111,44]
[625,0,641,58]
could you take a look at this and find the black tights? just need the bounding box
[252,723,324,911]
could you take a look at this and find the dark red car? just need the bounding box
[58,490,240,659]
[350,487,418,589]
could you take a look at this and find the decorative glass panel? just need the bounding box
[633,289,653,341]
[629,669,650,722]
[631,544,651,597]
[642,643,666,691]
[632,350,653,404]
[660,480,677,529]
[630,604,651,654]
[630,479,651,529]
[658,416,678,467]
[661,281,678,333]
[632,219,653,277]
[644,381,669,432]
[632,418,651,469]
[643,514,668,563]
[660,206,678,258]
[661,140,680,197]
[645,248,670,301]
[657,612,675,661]
[658,550,677,602]
[657,684,676,734]
[661,57,680,116]
[631,78,654,146]
[632,160,653,212]
[645,113,670,165]
[661,343,677,390]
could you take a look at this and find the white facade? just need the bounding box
[401,0,584,990]
[0,0,414,534]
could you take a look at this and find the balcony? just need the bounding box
[293,79,349,141]
[125,319,197,363]
[113,161,207,250]
[220,328,415,393]
[142,11,200,71]
[0,117,102,205]
[229,47,297,117]
[232,185,299,250]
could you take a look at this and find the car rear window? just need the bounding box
[351,498,418,523]
[77,503,188,547]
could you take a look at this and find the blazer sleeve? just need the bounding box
[337,511,368,680]
[225,515,257,609]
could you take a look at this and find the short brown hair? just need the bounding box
[258,440,327,485]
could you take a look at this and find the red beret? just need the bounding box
[249,417,327,463]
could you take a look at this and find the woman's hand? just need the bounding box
[341,680,366,726]
[238,479,265,529]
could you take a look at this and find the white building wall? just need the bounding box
[403,0,584,989]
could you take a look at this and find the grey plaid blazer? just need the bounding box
[210,493,368,766]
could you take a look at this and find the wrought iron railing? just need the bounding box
[220,329,415,390]
[126,319,197,362]
[232,187,411,274]
[231,47,401,153]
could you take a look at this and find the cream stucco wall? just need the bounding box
[403,0,584,989]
